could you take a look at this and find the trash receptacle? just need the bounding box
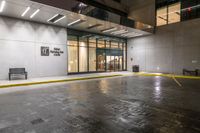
[132,65,139,72]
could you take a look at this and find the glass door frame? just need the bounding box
[67,30,127,74]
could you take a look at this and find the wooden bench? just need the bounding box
[183,69,199,76]
[9,68,28,80]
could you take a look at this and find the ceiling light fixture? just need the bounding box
[47,14,59,22]
[54,15,66,23]
[0,0,6,13]
[125,33,143,38]
[111,29,128,35]
[30,9,40,18]
[101,27,117,33]
[87,24,102,29]
[47,14,66,23]
[121,32,137,36]
[67,19,85,26]
[81,34,93,38]
[21,6,30,17]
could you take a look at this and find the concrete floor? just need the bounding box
[0,75,200,133]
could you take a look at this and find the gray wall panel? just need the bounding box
[128,18,200,74]
[0,16,67,80]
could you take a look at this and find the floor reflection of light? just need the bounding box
[154,86,161,103]
[99,80,109,94]
[118,116,129,123]
[154,77,162,103]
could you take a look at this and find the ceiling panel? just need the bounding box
[0,0,151,38]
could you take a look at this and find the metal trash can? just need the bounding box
[132,65,139,72]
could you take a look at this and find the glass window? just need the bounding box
[111,42,119,49]
[67,30,127,73]
[156,0,200,25]
[98,40,105,48]
[119,42,123,50]
[106,41,110,48]
[89,47,96,71]
[89,39,96,48]
[157,6,167,26]
[123,43,127,70]
[168,2,181,24]
[68,36,78,73]
[97,49,106,71]
[79,39,88,72]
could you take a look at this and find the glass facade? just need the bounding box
[67,30,127,74]
[156,0,200,26]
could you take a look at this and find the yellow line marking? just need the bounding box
[172,76,182,87]
[133,72,200,79]
[0,74,122,89]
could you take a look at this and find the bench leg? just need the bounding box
[25,74,27,80]
[195,71,198,76]
[9,74,11,80]
[183,70,185,75]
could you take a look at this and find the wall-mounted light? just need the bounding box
[30,9,40,18]
[0,0,6,13]
[21,6,30,17]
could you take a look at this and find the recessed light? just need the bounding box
[30,9,40,18]
[0,0,6,13]
[111,30,128,35]
[67,19,86,26]
[47,14,59,22]
[21,7,30,17]
[87,24,102,29]
[101,27,117,33]
[54,15,65,23]
[47,14,66,23]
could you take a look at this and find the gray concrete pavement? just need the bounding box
[0,75,200,133]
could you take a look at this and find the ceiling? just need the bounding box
[0,0,151,38]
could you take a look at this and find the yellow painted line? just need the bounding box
[0,74,122,89]
[172,76,182,87]
[173,75,200,79]
[134,72,200,79]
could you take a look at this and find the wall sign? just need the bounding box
[41,47,64,56]
[50,48,64,56]
[41,46,50,56]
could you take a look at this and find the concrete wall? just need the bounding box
[0,16,68,80]
[127,18,200,74]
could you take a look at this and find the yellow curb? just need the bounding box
[0,74,122,89]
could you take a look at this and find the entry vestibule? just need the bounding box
[67,30,127,74]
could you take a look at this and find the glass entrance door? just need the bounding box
[67,32,127,74]
[106,55,122,72]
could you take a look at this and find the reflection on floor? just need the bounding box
[0,75,200,132]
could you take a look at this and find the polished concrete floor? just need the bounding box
[0,75,200,133]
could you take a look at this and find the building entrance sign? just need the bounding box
[41,47,64,56]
